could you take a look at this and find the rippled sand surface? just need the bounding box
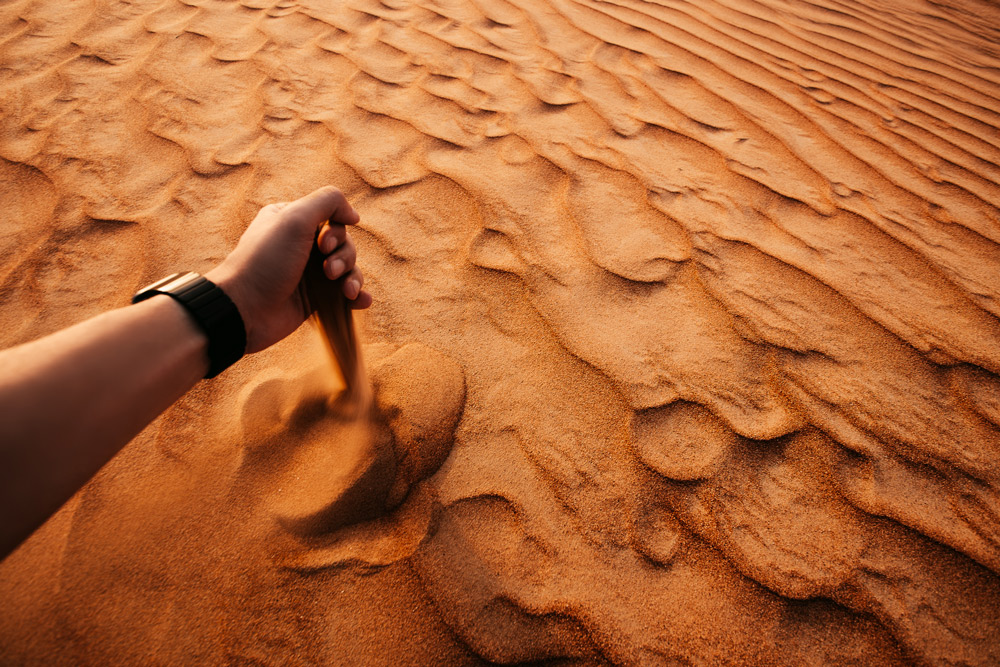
[2,0,1000,664]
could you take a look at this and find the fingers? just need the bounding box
[349,289,373,310]
[344,267,373,310]
[317,223,347,255]
[281,186,371,310]
[341,265,363,298]
[323,236,357,280]
[282,186,360,234]
[317,222,372,309]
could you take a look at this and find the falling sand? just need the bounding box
[301,240,368,402]
[2,0,1000,664]
[279,250,465,537]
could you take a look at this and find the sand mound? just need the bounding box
[2,0,1000,663]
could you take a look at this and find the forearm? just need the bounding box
[0,186,369,561]
[0,295,209,557]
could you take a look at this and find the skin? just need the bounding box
[0,186,372,560]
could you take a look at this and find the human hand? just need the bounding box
[206,186,373,354]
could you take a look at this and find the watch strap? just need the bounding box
[132,272,247,378]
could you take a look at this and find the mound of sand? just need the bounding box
[2,0,1000,663]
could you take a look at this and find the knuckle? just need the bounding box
[318,185,345,202]
[262,201,290,215]
[282,210,310,229]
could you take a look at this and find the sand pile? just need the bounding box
[2,0,1000,663]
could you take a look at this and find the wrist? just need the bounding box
[141,294,211,378]
[132,272,247,378]
[204,265,252,350]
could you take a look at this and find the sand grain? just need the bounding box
[2,0,1000,663]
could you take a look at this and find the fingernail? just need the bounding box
[322,234,335,254]
[328,258,345,278]
[346,280,359,299]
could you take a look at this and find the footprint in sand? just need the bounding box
[238,343,466,537]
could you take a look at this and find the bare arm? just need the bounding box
[0,297,210,557]
[0,186,371,559]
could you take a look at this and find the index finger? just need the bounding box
[281,186,360,233]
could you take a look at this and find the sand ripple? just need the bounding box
[2,0,1000,663]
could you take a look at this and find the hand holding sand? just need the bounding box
[207,186,373,354]
[0,185,372,560]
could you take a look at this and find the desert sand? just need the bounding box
[2,0,1000,663]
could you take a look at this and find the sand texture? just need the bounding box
[2,0,1000,664]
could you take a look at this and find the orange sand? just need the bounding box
[2,0,1000,664]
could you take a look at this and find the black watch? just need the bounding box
[132,272,247,378]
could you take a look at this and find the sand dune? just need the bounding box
[2,0,1000,663]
